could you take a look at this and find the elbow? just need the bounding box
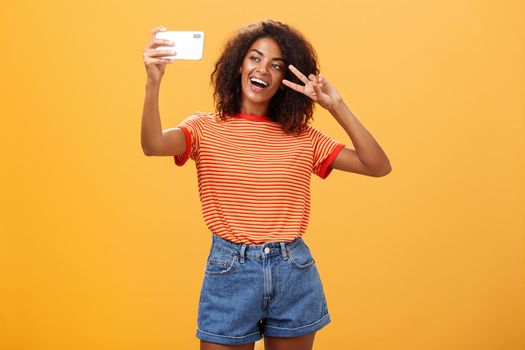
[141,140,157,156]
[372,163,392,177]
[142,145,155,156]
[379,167,392,177]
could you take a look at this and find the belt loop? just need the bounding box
[280,242,288,260]
[240,244,246,263]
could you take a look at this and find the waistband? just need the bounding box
[210,233,304,263]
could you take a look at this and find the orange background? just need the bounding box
[1,0,524,349]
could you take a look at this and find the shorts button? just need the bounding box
[264,247,270,254]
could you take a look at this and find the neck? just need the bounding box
[240,99,268,116]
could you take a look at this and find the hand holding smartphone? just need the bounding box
[154,30,205,60]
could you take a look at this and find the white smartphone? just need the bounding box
[154,30,204,60]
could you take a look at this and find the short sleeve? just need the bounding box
[308,126,346,179]
[173,112,207,166]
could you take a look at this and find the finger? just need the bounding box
[146,39,175,50]
[282,79,305,94]
[149,58,174,64]
[313,79,323,96]
[288,65,310,85]
[148,26,168,45]
[152,26,167,35]
[150,26,167,42]
[318,74,326,84]
[154,39,175,47]
[308,74,318,82]
[145,57,175,66]
[144,48,177,58]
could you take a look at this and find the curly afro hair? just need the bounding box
[210,19,320,135]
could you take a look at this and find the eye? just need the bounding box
[272,63,281,70]
[250,56,260,62]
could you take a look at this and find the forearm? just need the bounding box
[329,99,391,173]
[141,81,163,155]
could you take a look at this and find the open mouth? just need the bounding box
[249,77,270,90]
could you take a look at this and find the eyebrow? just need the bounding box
[249,49,285,62]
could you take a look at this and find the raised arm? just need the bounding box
[282,65,392,177]
[141,25,186,157]
[141,81,186,156]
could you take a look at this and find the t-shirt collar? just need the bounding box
[233,113,272,122]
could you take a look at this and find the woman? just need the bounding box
[142,19,391,350]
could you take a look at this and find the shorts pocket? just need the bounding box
[287,241,315,269]
[205,249,238,277]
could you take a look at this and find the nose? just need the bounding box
[256,64,268,74]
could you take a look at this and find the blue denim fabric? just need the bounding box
[196,233,331,345]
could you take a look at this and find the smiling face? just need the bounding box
[239,37,285,116]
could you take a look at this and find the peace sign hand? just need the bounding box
[282,65,342,112]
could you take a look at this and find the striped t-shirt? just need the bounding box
[174,111,345,244]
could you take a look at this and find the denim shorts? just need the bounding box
[196,233,331,346]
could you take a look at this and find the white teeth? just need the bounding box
[250,77,269,87]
